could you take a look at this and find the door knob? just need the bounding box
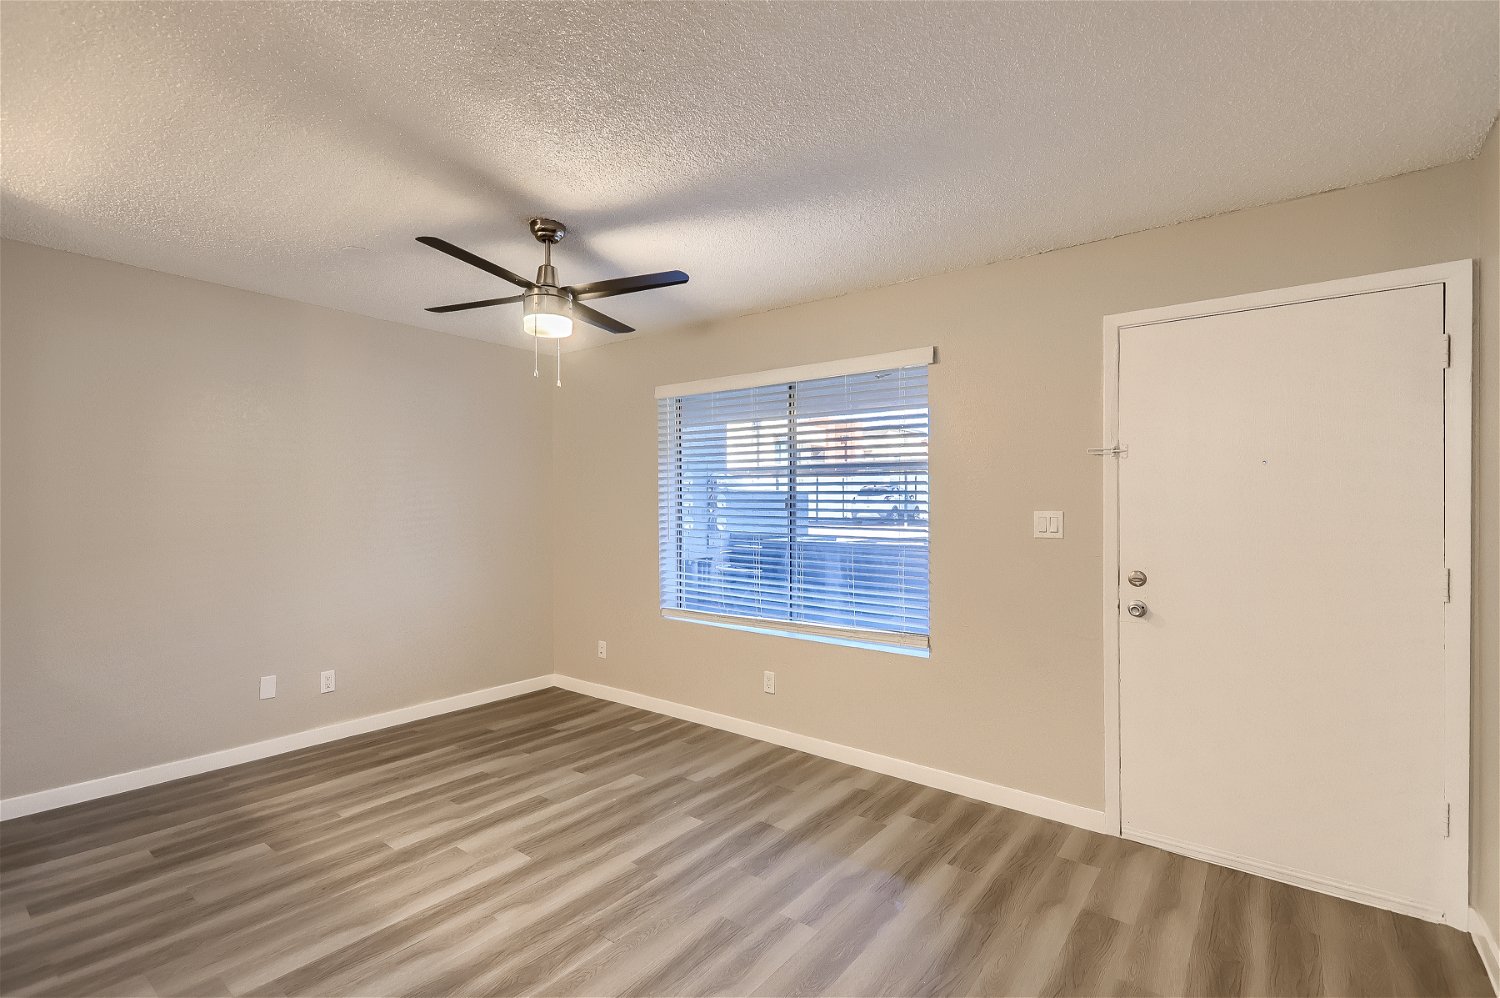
[1127,570,1147,587]
[1126,600,1148,618]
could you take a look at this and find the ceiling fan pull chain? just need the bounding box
[533,334,539,378]
[556,337,562,388]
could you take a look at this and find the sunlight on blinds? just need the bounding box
[658,362,930,651]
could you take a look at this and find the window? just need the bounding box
[657,349,931,654]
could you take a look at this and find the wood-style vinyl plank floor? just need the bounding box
[0,688,1491,997]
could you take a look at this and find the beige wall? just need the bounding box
[552,153,1489,818]
[0,240,553,798]
[1473,120,1499,940]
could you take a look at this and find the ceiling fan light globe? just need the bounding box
[522,311,573,339]
[522,292,574,339]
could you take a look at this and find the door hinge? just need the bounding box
[1443,567,1452,603]
[1443,802,1451,838]
[1441,335,1451,369]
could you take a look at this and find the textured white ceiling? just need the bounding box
[2,2,1496,352]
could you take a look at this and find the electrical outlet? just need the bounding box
[763,671,776,695]
[320,670,335,694]
[259,675,276,700]
[597,640,607,659]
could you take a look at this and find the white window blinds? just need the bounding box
[657,353,930,652]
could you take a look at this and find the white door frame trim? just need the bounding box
[1099,261,1474,927]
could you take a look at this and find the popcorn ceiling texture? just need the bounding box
[1,1,1495,352]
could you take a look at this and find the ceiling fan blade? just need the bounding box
[572,301,635,334]
[416,236,535,290]
[565,270,689,301]
[424,295,524,313]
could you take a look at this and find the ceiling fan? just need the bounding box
[416,217,688,339]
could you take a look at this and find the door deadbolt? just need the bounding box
[1127,570,1147,587]
[1126,601,1148,618]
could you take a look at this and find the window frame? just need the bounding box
[656,349,933,656]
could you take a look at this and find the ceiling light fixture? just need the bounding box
[521,289,574,340]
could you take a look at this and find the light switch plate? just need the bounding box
[1033,510,1064,539]
[259,675,276,700]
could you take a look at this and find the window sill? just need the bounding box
[660,608,930,658]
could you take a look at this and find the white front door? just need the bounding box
[1116,283,1454,918]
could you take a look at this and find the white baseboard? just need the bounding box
[1473,907,1500,996]
[0,674,555,820]
[1124,826,1453,927]
[550,674,1111,834]
[0,672,1108,833]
